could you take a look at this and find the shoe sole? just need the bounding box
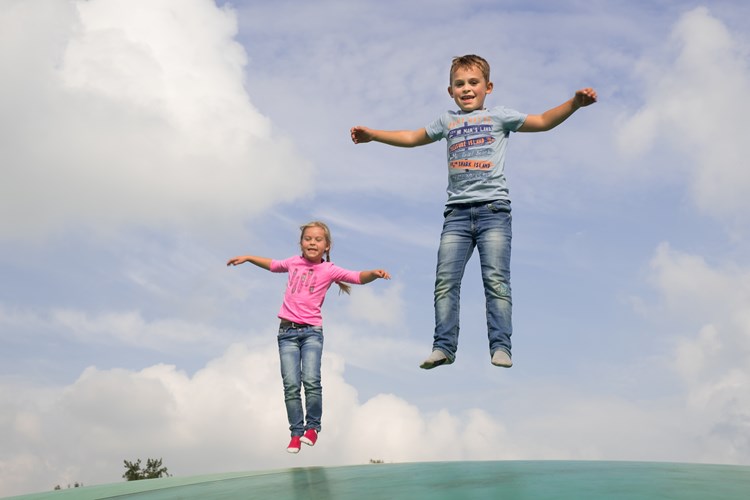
[420,356,454,369]
[420,359,445,369]
[300,437,316,446]
[491,352,513,368]
[491,361,513,368]
[287,448,300,454]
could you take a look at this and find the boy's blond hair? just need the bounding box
[299,221,352,295]
[450,54,491,84]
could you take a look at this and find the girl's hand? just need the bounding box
[372,269,391,280]
[360,269,392,284]
[226,256,246,266]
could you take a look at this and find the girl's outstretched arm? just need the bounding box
[227,255,272,270]
[359,269,391,284]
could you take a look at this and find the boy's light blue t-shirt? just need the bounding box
[425,106,527,205]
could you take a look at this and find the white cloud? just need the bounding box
[51,308,234,349]
[644,242,750,462]
[345,283,405,328]
[617,7,750,217]
[317,282,427,373]
[323,320,424,374]
[673,325,721,381]
[512,395,687,461]
[0,0,312,241]
[647,242,739,322]
[0,343,509,496]
[0,303,242,352]
[6,310,745,497]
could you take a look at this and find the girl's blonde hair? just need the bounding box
[300,221,352,295]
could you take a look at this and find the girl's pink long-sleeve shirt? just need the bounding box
[270,255,361,326]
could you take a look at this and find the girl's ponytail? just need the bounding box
[300,221,351,295]
[328,248,352,295]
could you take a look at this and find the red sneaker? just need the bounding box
[287,436,301,454]
[300,428,318,446]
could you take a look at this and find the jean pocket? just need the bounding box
[487,200,511,213]
[278,328,297,340]
[443,207,455,218]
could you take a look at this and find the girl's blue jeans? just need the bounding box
[433,200,513,362]
[277,325,323,436]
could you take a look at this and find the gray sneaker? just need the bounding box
[491,350,513,368]
[420,350,451,369]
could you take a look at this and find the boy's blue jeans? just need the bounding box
[277,324,323,436]
[433,200,513,362]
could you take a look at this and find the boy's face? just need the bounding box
[448,65,493,112]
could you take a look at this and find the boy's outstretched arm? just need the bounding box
[350,126,434,148]
[227,255,272,270]
[519,88,597,132]
[359,269,392,284]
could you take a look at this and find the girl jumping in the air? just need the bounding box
[227,221,391,453]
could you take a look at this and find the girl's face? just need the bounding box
[300,226,329,263]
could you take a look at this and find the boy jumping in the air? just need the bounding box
[351,54,597,370]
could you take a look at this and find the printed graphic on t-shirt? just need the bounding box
[447,118,495,172]
[290,268,317,294]
[447,118,496,198]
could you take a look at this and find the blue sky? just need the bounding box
[2,0,750,496]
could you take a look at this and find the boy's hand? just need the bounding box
[573,88,598,109]
[350,126,374,144]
